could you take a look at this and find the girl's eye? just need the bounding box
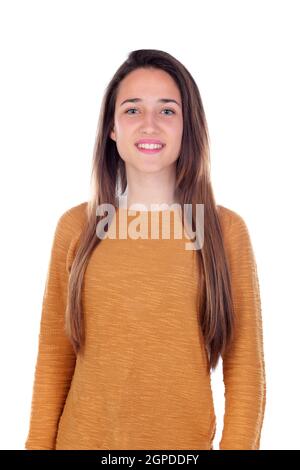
[125,108,175,115]
[162,109,175,115]
[125,108,138,115]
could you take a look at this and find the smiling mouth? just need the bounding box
[135,143,165,154]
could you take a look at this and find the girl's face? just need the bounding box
[110,68,183,175]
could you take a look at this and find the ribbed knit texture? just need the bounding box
[25,202,266,450]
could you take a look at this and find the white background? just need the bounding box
[0,0,299,450]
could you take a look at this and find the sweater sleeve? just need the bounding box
[219,210,266,450]
[25,209,79,450]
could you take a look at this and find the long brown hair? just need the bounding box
[65,49,235,371]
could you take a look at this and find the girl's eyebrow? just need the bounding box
[120,98,181,107]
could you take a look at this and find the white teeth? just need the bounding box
[137,143,163,149]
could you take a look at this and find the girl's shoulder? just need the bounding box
[216,204,255,258]
[51,201,89,271]
[56,201,89,235]
[217,203,245,222]
[216,204,253,248]
[217,204,248,232]
[51,201,88,250]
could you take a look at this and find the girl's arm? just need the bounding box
[25,209,79,450]
[219,210,267,450]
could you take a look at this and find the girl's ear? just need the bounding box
[110,128,116,142]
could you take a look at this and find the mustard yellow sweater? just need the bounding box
[25,202,266,450]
